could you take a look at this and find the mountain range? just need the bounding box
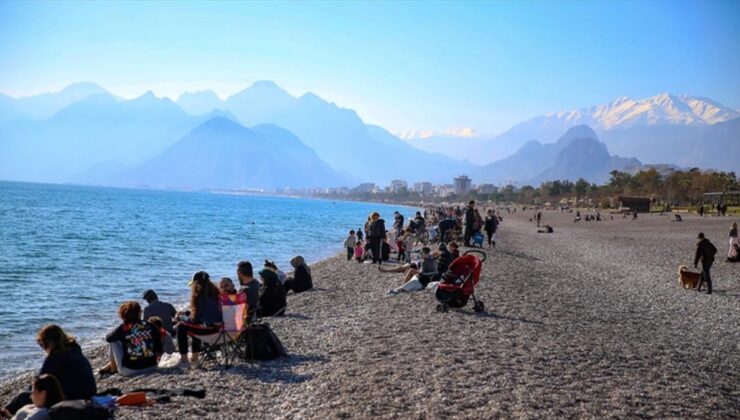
[0,83,737,190]
[472,125,641,185]
[403,93,740,171]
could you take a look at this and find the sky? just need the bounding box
[1,0,739,135]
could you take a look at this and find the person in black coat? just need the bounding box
[2,325,96,417]
[694,232,718,294]
[258,268,286,317]
[284,255,314,293]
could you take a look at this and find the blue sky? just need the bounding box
[1,0,738,134]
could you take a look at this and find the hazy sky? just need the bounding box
[1,1,738,134]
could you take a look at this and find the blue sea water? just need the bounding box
[0,181,416,379]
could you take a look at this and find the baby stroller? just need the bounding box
[435,250,486,313]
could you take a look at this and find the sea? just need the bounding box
[0,181,417,380]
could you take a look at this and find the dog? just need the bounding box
[678,265,702,290]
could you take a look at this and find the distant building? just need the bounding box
[352,183,376,194]
[454,175,472,195]
[477,184,497,194]
[390,179,408,193]
[436,184,456,198]
[413,182,433,196]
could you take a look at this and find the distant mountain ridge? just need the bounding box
[404,93,740,171]
[115,117,348,189]
[474,125,642,185]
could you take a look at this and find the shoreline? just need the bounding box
[0,251,347,386]
[2,210,738,418]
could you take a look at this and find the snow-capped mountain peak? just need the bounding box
[558,93,739,130]
[397,127,479,140]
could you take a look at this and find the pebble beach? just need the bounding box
[2,210,738,418]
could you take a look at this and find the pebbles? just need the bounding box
[1,211,738,418]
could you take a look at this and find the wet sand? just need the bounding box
[2,210,738,418]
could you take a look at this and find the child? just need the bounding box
[12,374,64,420]
[148,316,175,355]
[344,230,357,261]
[448,242,460,259]
[354,241,364,263]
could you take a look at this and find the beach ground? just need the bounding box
[2,210,739,418]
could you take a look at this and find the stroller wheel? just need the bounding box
[436,303,449,313]
[473,301,485,313]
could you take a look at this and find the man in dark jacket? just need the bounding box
[464,201,479,247]
[694,232,717,294]
[367,212,386,264]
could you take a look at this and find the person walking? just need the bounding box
[536,211,542,227]
[367,212,386,265]
[694,232,718,295]
[484,210,498,248]
[728,222,738,260]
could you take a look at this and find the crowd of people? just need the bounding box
[345,201,501,267]
[1,257,313,419]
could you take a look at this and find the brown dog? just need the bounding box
[678,265,701,290]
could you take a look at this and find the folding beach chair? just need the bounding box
[190,292,248,368]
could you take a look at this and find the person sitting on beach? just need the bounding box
[264,260,288,284]
[258,266,287,317]
[142,289,177,337]
[381,237,391,262]
[344,230,357,261]
[176,271,222,366]
[438,218,458,244]
[448,242,460,259]
[147,316,176,354]
[385,247,439,295]
[674,214,683,222]
[100,301,162,376]
[284,255,314,293]
[219,277,237,295]
[436,243,454,274]
[2,325,96,418]
[237,261,260,323]
[9,374,64,420]
[353,241,364,262]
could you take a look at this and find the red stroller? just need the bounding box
[435,250,486,312]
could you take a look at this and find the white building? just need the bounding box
[413,182,434,196]
[390,179,408,193]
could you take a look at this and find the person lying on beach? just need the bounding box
[284,255,314,293]
[9,374,64,420]
[175,272,222,366]
[99,301,162,376]
[143,289,177,337]
[258,268,287,317]
[2,325,96,418]
[385,247,439,296]
[237,261,260,323]
[537,225,554,233]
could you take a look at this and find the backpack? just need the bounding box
[369,219,386,238]
[242,323,288,360]
[49,400,112,420]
